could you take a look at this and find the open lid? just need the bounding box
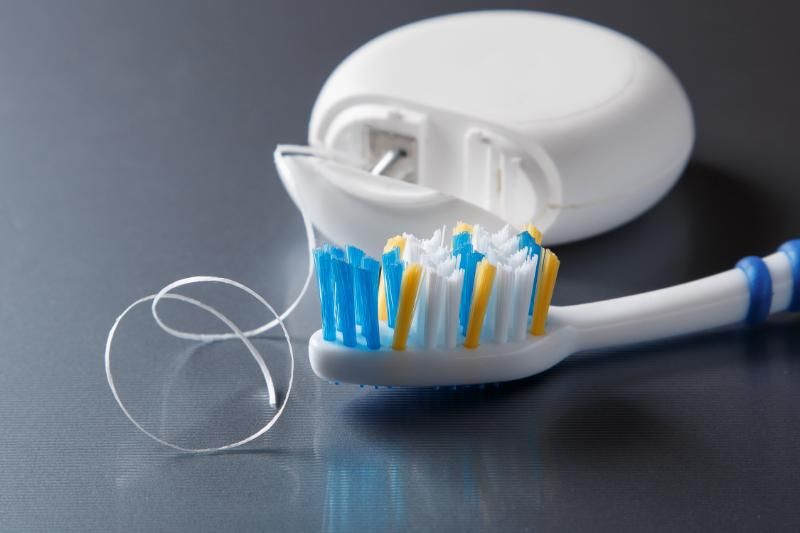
[275,146,509,253]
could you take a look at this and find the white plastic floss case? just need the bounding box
[275,10,694,251]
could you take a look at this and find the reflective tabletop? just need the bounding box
[1,1,798,531]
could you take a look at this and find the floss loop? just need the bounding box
[106,149,326,452]
[104,279,295,453]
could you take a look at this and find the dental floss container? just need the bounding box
[275,10,694,250]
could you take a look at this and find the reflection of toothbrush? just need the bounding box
[309,223,800,388]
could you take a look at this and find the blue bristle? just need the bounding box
[325,245,347,332]
[452,243,472,330]
[518,231,535,253]
[331,257,357,347]
[313,249,336,341]
[346,245,365,267]
[345,244,364,326]
[355,259,381,350]
[529,252,542,316]
[459,250,485,334]
[384,246,401,264]
[327,245,345,261]
[361,256,380,277]
[453,242,473,264]
[382,248,403,329]
[315,243,384,350]
[518,232,542,315]
[347,245,366,325]
[385,263,404,329]
[452,231,471,251]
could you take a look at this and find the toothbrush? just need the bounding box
[310,224,800,388]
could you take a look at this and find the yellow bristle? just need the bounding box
[385,235,407,255]
[523,223,543,245]
[530,249,560,336]
[464,259,497,349]
[377,235,407,321]
[453,221,474,235]
[391,263,423,350]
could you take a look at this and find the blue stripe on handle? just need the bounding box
[778,239,800,312]
[735,256,772,325]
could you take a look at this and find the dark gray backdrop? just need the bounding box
[1,1,798,531]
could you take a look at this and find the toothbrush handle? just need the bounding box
[559,241,800,351]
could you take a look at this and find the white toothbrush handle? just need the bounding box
[558,244,799,351]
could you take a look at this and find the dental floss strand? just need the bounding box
[105,288,289,453]
[105,187,318,453]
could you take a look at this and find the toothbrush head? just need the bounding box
[308,317,575,388]
[309,223,563,387]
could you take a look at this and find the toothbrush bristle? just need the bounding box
[313,248,336,341]
[464,259,496,348]
[452,221,473,235]
[377,235,407,322]
[391,263,423,350]
[458,248,484,335]
[331,257,356,347]
[452,230,471,251]
[382,247,403,329]
[346,245,366,325]
[355,257,381,349]
[531,249,560,336]
[312,222,560,354]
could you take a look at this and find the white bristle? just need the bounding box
[403,235,424,264]
[437,256,457,277]
[495,238,519,261]
[493,263,514,343]
[423,269,445,349]
[444,268,464,349]
[471,224,490,253]
[491,224,514,245]
[506,248,528,268]
[469,224,520,267]
[482,269,498,339]
[413,264,429,343]
[422,228,443,255]
[426,246,451,268]
[511,257,537,341]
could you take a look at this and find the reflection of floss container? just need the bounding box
[275,10,694,251]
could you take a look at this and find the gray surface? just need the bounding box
[1,1,799,531]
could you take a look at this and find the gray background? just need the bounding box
[1,0,799,531]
